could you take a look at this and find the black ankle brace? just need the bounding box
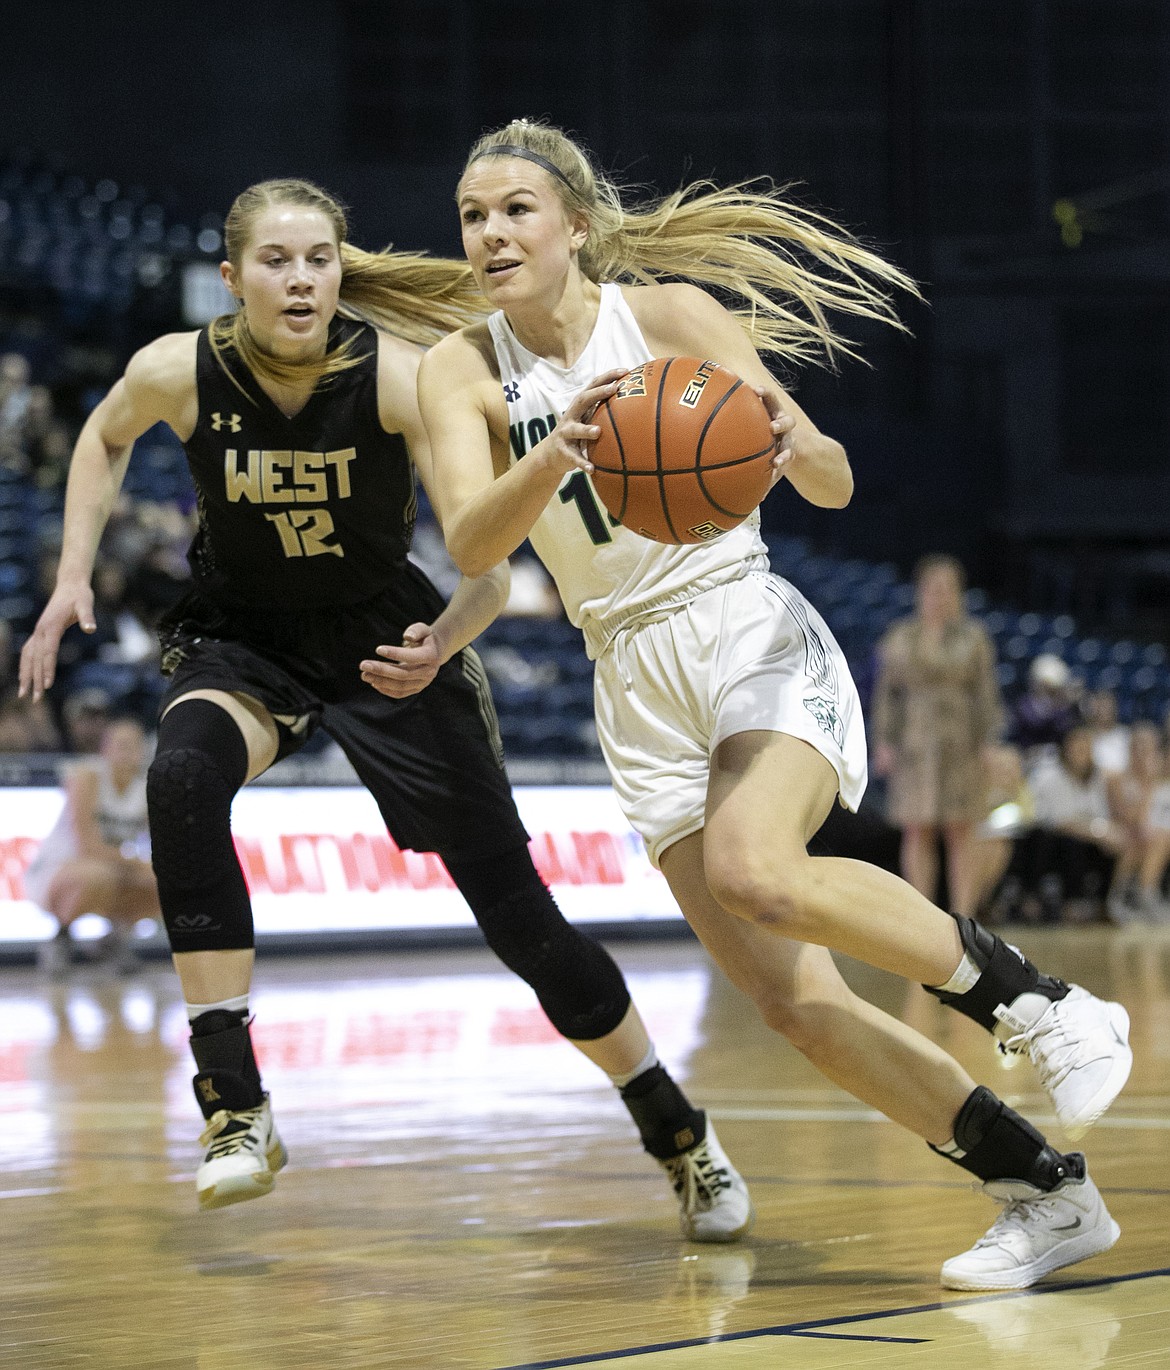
[189,1010,263,1117]
[619,1066,706,1161]
[930,1085,1073,1190]
[924,917,1068,1032]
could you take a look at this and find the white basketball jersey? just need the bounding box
[487,283,768,656]
[25,758,149,894]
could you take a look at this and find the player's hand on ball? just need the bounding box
[361,623,442,698]
[540,369,627,475]
[756,387,797,488]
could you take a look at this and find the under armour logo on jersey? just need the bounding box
[503,382,521,403]
[211,412,242,433]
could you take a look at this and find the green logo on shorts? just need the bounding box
[804,694,843,748]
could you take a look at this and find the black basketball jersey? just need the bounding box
[183,319,416,611]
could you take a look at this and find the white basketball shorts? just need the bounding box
[593,570,868,867]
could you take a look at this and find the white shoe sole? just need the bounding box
[683,1205,756,1244]
[941,1216,1120,1291]
[1059,1004,1132,1140]
[197,1139,288,1211]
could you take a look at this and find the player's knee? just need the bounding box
[707,853,812,938]
[447,847,631,1040]
[479,888,631,1039]
[146,701,254,954]
[147,746,236,889]
[147,700,248,891]
[755,985,853,1055]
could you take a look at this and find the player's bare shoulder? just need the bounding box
[424,321,499,384]
[105,331,199,443]
[124,331,198,398]
[420,323,502,420]
[620,282,725,353]
[375,328,425,378]
[375,329,426,433]
[121,328,201,435]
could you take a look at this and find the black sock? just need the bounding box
[930,1085,1076,1190]
[619,1065,706,1160]
[189,1009,263,1116]
[924,916,1069,1033]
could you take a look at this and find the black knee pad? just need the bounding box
[446,845,631,1040]
[923,915,1067,1032]
[148,699,254,953]
[930,1085,1072,1190]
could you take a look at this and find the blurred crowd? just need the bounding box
[0,344,193,752]
[873,556,1170,930]
[982,658,1170,927]
[0,350,74,489]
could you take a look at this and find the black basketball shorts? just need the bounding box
[156,583,528,864]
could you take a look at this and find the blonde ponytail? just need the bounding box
[209,178,487,392]
[463,121,918,368]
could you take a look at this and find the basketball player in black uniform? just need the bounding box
[19,178,752,1239]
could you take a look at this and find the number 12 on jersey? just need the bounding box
[264,509,344,558]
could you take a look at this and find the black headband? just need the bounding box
[471,144,576,192]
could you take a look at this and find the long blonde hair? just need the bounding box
[462,120,918,368]
[210,178,486,391]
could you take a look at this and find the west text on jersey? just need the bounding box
[223,448,358,504]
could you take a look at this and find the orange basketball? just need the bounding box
[589,357,775,545]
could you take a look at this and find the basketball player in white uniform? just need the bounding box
[24,717,159,973]
[420,119,1131,1289]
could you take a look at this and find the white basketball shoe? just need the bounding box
[660,1118,754,1243]
[196,1094,288,1211]
[995,986,1132,1138]
[941,1154,1119,1290]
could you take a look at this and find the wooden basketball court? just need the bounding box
[2,925,1167,1368]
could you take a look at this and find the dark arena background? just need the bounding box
[0,3,1167,1366]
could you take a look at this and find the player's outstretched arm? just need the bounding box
[19,332,197,700]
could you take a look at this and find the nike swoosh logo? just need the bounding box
[1053,1217,1082,1231]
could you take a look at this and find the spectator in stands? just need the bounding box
[871,553,1002,919]
[1010,653,1081,767]
[92,559,157,666]
[974,742,1035,922]
[1084,688,1130,777]
[0,619,12,693]
[1159,703,1170,775]
[0,688,61,752]
[0,351,33,451]
[1106,722,1170,924]
[21,385,73,491]
[124,527,190,631]
[61,687,113,755]
[22,716,158,975]
[1027,725,1123,922]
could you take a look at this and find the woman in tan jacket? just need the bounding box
[873,555,1003,918]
